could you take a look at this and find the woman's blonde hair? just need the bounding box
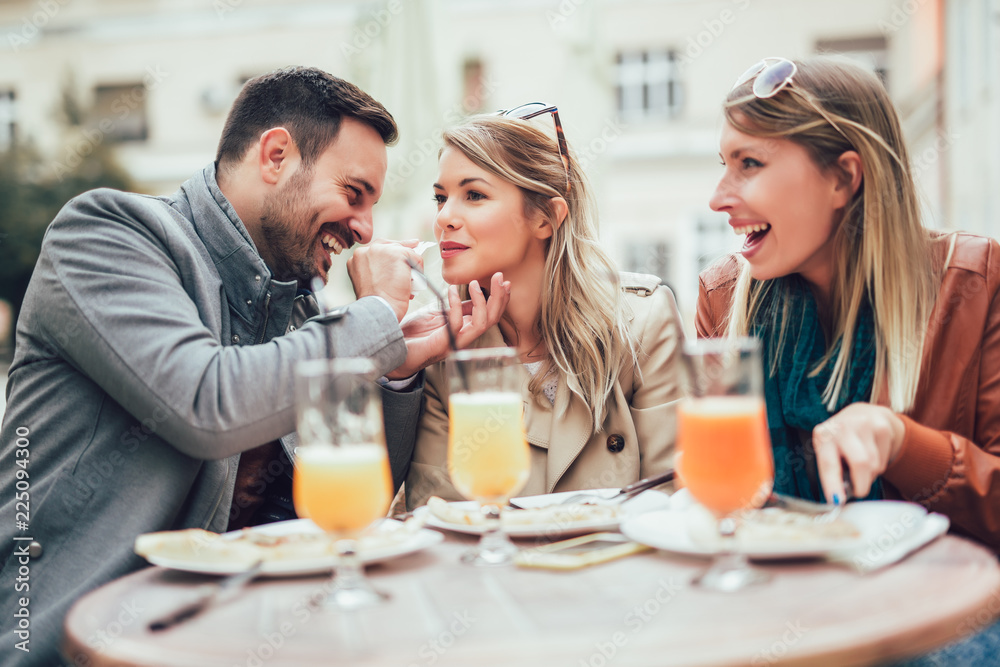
[723,57,938,413]
[443,115,636,428]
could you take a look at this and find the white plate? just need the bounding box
[621,489,930,560]
[414,489,672,539]
[144,518,444,576]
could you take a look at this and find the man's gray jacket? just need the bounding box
[0,164,420,666]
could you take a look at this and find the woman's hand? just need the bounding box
[811,403,906,504]
[385,272,511,380]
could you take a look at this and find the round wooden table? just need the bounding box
[63,532,1000,667]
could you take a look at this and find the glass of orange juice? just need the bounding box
[447,347,529,566]
[293,358,393,609]
[677,337,774,591]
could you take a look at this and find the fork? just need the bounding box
[761,468,856,524]
[510,469,677,509]
[765,493,842,524]
[765,478,854,524]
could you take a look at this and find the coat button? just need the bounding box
[288,325,296,332]
[606,434,625,453]
[231,334,240,344]
[28,541,43,559]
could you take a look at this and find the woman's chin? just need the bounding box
[747,263,783,283]
[439,266,464,286]
[441,267,490,288]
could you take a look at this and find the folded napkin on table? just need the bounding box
[826,512,950,573]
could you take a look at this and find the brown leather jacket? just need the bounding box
[696,232,1000,551]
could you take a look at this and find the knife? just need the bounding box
[148,560,264,632]
[508,468,678,509]
[612,469,678,501]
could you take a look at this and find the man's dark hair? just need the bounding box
[215,66,398,173]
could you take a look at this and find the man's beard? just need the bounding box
[259,171,321,287]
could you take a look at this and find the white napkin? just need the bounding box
[827,512,950,573]
[410,241,437,295]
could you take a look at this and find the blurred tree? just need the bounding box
[0,76,133,357]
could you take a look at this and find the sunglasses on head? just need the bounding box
[731,57,856,146]
[496,102,571,195]
[733,57,797,98]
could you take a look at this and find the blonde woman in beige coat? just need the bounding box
[405,107,684,509]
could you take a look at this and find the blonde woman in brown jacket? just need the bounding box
[405,107,684,509]
[698,56,1000,555]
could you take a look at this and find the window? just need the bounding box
[0,90,16,152]
[615,50,683,121]
[92,83,149,143]
[462,58,487,113]
[201,77,247,115]
[980,0,994,98]
[623,239,672,285]
[815,36,889,87]
[696,214,733,273]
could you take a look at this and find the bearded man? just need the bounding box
[0,66,507,666]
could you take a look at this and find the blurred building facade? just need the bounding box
[944,0,1000,239]
[1,0,996,328]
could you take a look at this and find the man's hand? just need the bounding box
[347,239,420,322]
[812,403,906,504]
[385,273,511,380]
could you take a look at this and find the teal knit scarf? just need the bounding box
[755,277,883,503]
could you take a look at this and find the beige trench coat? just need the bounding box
[405,273,685,509]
